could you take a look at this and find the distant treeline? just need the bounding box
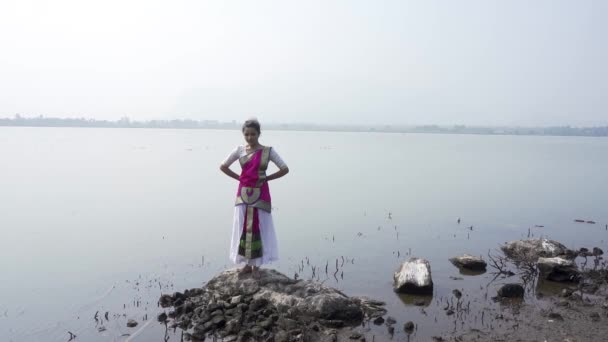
[1,115,607,137]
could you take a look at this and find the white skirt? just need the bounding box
[230,204,279,266]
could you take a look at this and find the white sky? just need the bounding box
[0,0,606,126]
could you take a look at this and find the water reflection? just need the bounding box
[395,293,433,307]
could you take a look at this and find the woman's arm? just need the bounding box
[266,167,289,181]
[220,164,240,181]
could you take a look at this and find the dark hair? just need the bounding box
[242,119,261,134]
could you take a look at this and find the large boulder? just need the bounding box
[393,258,433,294]
[501,239,574,262]
[449,254,487,271]
[537,257,580,282]
[161,268,386,341]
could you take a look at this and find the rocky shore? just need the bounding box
[157,238,608,341]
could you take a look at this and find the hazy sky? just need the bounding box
[0,0,606,126]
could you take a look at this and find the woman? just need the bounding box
[219,119,289,276]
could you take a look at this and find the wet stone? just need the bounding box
[385,316,397,325]
[159,294,173,308]
[404,321,415,333]
[497,284,525,298]
[127,319,138,328]
[373,316,385,325]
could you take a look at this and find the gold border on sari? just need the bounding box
[235,197,271,212]
[255,147,271,187]
[245,206,254,258]
[239,187,261,204]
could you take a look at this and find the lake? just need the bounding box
[1,127,606,341]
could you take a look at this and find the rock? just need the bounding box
[275,330,289,342]
[537,257,580,282]
[452,289,462,299]
[497,284,524,298]
[259,319,273,330]
[385,316,397,325]
[547,312,563,321]
[593,247,604,256]
[211,315,226,328]
[157,312,168,322]
[404,321,415,333]
[230,295,242,305]
[393,258,433,294]
[159,294,173,307]
[250,298,269,311]
[127,319,138,328]
[349,332,362,339]
[501,239,574,262]
[449,254,487,271]
[159,268,386,340]
[306,293,364,322]
[373,316,384,325]
[224,318,240,335]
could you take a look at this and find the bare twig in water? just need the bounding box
[487,250,515,277]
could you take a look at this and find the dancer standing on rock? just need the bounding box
[220,119,289,276]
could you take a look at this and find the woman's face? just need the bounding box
[243,127,260,146]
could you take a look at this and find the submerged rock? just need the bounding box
[449,254,487,271]
[127,319,138,327]
[501,239,574,262]
[497,284,524,298]
[537,257,580,282]
[393,258,433,294]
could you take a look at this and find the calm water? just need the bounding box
[1,127,607,341]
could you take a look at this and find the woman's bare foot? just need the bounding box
[240,265,253,274]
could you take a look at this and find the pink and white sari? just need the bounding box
[229,147,279,266]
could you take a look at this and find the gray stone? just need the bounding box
[126,319,138,328]
[537,257,580,282]
[393,258,433,294]
[404,321,415,333]
[373,316,384,325]
[230,295,242,304]
[275,331,289,342]
[211,315,226,328]
[449,254,487,271]
[497,284,524,298]
[501,239,574,262]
